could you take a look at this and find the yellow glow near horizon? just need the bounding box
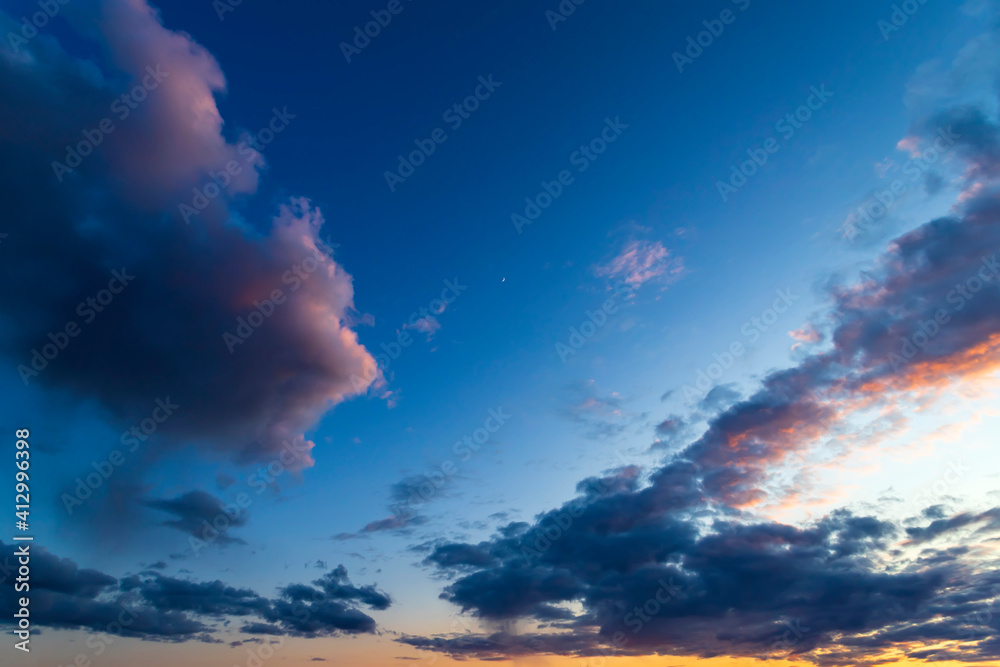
[37,627,991,667]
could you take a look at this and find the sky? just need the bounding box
[1,0,1000,665]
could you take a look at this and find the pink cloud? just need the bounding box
[405,315,441,340]
[97,0,264,204]
[0,0,379,467]
[594,240,684,289]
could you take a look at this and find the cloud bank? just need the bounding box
[0,541,390,641]
[398,33,1000,667]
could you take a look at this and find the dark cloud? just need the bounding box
[423,543,497,570]
[121,573,270,617]
[654,417,683,437]
[905,507,1000,544]
[0,541,210,641]
[922,105,1000,180]
[695,384,742,413]
[575,466,642,498]
[0,542,389,642]
[260,598,379,637]
[28,547,118,598]
[216,474,237,491]
[142,490,247,545]
[361,512,429,535]
[311,565,392,610]
[406,508,999,664]
[924,170,946,195]
[344,474,442,539]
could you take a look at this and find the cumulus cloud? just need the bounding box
[0,0,378,467]
[406,499,1000,664]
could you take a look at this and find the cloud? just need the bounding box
[0,542,390,642]
[404,315,442,340]
[789,325,822,349]
[905,507,1000,544]
[406,505,999,664]
[121,573,270,617]
[362,512,428,534]
[0,541,211,641]
[0,0,378,468]
[560,381,642,440]
[335,475,443,540]
[398,42,1000,665]
[142,490,248,545]
[594,240,684,290]
[251,566,392,637]
[576,465,642,498]
[308,565,392,610]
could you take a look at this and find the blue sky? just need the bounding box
[2,1,1000,665]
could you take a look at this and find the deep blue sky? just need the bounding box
[2,1,999,665]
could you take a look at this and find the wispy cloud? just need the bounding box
[594,240,684,290]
